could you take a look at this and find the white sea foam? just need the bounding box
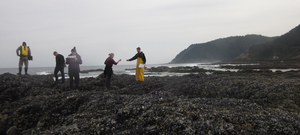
[36,71,52,75]
[270,69,299,72]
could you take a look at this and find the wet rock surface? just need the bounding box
[1,72,300,134]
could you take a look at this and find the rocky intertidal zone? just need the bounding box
[1,72,300,134]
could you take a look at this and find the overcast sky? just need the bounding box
[1,0,300,68]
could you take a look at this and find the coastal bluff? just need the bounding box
[1,72,300,134]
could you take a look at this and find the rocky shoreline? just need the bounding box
[1,67,300,134]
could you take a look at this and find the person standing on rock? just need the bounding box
[66,47,82,90]
[16,41,32,75]
[53,51,66,84]
[127,47,146,81]
[104,53,121,89]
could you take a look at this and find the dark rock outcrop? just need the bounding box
[1,72,300,134]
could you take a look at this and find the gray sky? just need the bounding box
[1,0,300,68]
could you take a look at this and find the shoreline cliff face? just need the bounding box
[1,73,300,134]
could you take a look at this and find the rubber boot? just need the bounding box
[25,68,28,75]
[18,67,22,75]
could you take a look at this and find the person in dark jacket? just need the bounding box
[127,47,146,81]
[53,51,66,83]
[66,47,82,90]
[16,41,32,75]
[104,53,121,89]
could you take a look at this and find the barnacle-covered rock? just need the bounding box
[1,72,300,134]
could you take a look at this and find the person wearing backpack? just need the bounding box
[16,41,32,75]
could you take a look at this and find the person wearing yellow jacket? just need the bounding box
[16,42,32,75]
[127,47,146,81]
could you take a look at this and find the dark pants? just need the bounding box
[54,66,65,83]
[18,56,29,74]
[104,65,113,88]
[19,56,29,68]
[69,69,80,89]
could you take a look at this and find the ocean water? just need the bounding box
[1,63,298,78]
[0,65,126,78]
[0,63,202,78]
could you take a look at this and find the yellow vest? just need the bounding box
[21,46,29,56]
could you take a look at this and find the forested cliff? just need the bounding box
[170,35,276,63]
[236,24,300,60]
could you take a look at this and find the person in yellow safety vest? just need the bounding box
[16,42,32,75]
[127,47,146,81]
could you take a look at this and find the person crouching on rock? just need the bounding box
[66,47,82,90]
[104,53,121,89]
[53,51,66,84]
[127,47,146,81]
